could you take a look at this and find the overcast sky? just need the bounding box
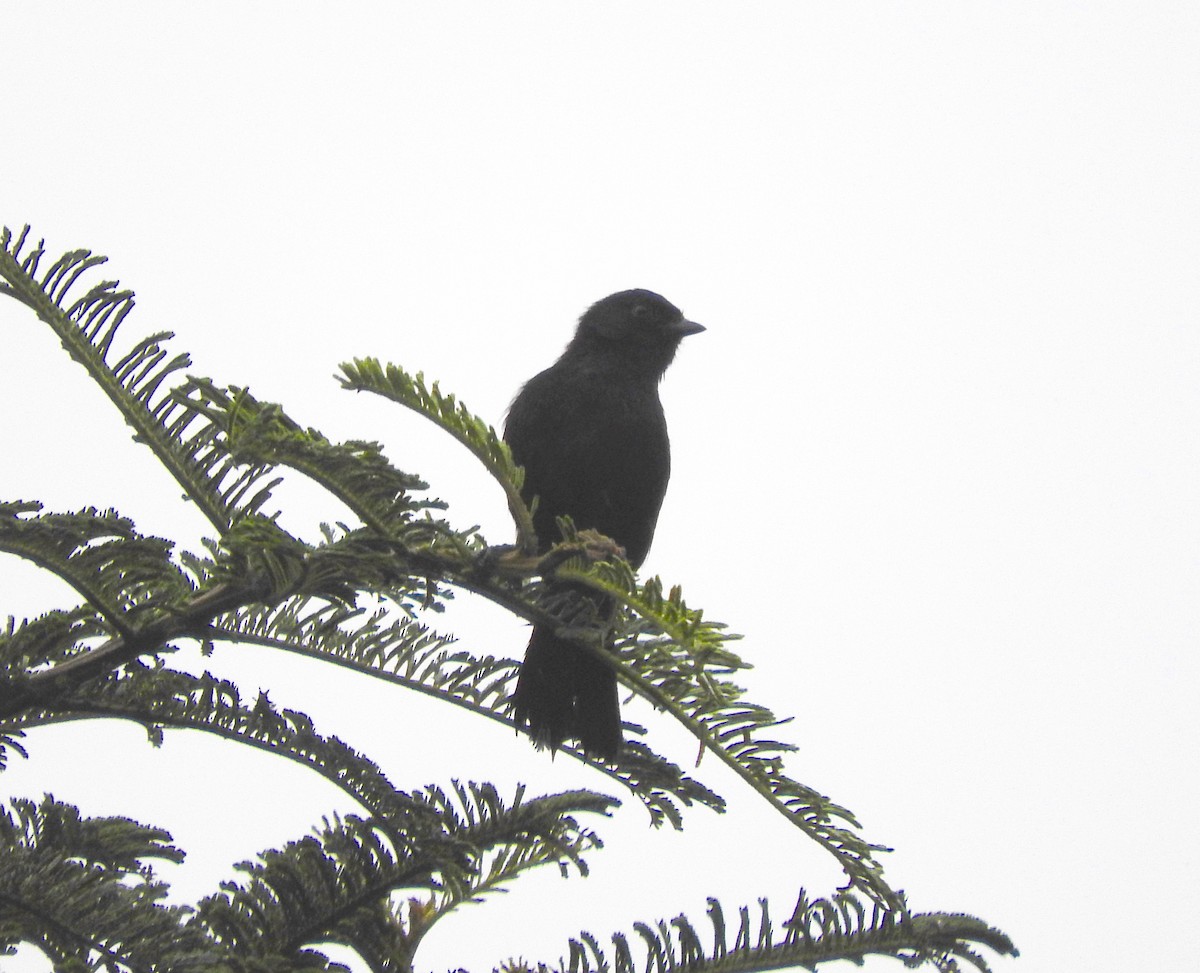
[2,5,1198,972]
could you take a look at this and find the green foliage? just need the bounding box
[556,559,891,901]
[338,358,536,552]
[0,503,191,631]
[0,795,206,970]
[564,891,1015,973]
[0,226,1016,972]
[0,228,274,533]
[190,784,616,971]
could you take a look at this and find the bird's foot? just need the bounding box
[536,531,626,576]
[471,544,542,580]
[576,529,627,562]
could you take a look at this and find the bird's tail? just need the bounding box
[511,625,621,760]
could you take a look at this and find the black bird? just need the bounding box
[505,289,704,759]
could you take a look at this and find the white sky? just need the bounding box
[2,4,1198,972]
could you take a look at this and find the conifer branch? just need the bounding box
[338,358,538,552]
[0,225,280,531]
[0,579,245,722]
[10,663,430,825]
[0,796,207,971]
[551,890,1016,973]
[550,559,896,906]
[0,502,191,635]
[206,596,726,825]
[190,783,616,969]
[178,379,447,538]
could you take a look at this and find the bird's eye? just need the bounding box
[631,304,648,318]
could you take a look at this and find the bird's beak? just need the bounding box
[673,319,706,337]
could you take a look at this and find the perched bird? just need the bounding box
[504,289,704,759]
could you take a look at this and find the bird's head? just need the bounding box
[571,289,705,375]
